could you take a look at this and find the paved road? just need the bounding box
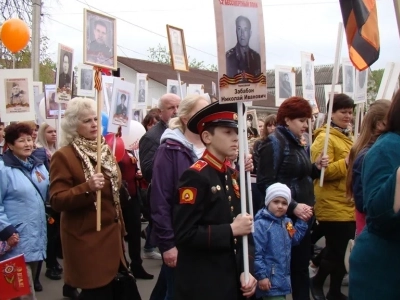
[36,230,348,299]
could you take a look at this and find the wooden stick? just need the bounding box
[243,106,254,233]
[237,103,249,284]
[177,71,183,98]
[95,68,103,231]
[319,23,344,187]
[353,104,361,142]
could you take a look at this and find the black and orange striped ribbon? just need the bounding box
[339,0,380,71]
[94,67,102,91]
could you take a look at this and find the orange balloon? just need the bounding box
[0,19,30,53]
[0,25,2,42]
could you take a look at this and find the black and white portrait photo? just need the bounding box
[224,14,261,79]
[170,85,178,94]
[344,65,354,93]
[279,72,292,99]
[77,64,95,98]
[138,79,145,103]
[358,70,367,89]
[132,109,143,122]
[84,9,116,69]
[58,51,72,90]
[80,69,93,90]
[304,61,314,90]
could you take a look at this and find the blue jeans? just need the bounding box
[144,224,156,252]
[149,263,174,300]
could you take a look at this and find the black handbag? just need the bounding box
[112,269,142,300]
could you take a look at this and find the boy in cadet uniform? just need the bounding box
[173,101,257,300]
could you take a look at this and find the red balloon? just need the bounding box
[104,133,125,162]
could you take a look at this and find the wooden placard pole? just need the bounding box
[243,106,254,233]
[319,23,344,187]
[353,104,361,142]
[94,68,103,231]
[237,103,249,284]
[177,71,183,98]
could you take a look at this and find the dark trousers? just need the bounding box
[121,196,143,271]
[78,281,114,300]
[315,221,355,294]
[150,263,175,300]
[290,221,312,300]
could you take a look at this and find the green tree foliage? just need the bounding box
[148,44,218,72]
[367,68,384,104]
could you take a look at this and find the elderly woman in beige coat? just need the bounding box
[49,98,135,299]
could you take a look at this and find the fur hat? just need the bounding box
[265,183,291,207]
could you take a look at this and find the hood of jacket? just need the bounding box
[314,124,352,141]
[255,207,286,223]
[160,128,198,161]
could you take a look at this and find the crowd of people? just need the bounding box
[0,89,399,300]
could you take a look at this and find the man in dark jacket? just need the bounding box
[139,93,180,182]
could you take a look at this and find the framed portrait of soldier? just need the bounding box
[44,84,67,119]
[0,68,35,122]
[55,43,74,103]
[107,78,135,133]
[132,109,143,123]
[166,25,189,72]
[214,0,267,103]
[275,65,295,107]
[77,64,95,98]
[246,109,259,139]
[167,79,186,99]
[354,69,369,104]
[301,52,316,100]
[84,9,117,70]
[136,73,148,107]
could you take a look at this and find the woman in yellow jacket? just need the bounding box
[310,94,355,300]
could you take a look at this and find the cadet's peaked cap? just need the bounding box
[188,101,244,134]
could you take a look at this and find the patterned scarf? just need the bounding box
[71,136,121,219]
[330,122,351,137]
[15,155,34,171]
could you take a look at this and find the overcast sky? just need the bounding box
[42,0,398,71]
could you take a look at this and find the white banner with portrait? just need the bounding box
[324,84,342,108]
[342,58,355,99]
[187,84,205,95]
[214,0,267,103]
[166,25,189,72]
[0,69,35,122]
[44,84,67,119]
[275,65,296,107]
[167,79,186,99]
[56,43,74,103]
[107,78,135,133]
[136,73,148,108]
[354,69,369,104]
[102,75,115,115]
[76,64,95,98]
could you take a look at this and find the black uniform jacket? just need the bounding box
[173,150,252,300]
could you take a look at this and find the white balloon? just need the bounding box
[121,120,146,149]
[38,97,56,128]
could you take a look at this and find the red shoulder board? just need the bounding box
[190,160,208,172]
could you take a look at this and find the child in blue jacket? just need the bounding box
[254,183,308,300]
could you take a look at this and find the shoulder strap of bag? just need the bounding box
[19,168,46,203]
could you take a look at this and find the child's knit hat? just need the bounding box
[265,183,291,207]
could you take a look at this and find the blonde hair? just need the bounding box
[169,94,208,133]
[37,122,57,152]
[60,97,96,147]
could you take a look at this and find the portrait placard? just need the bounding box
[212,81,217,96]
[166,25,189,72]
[275,65,296,107]
[187,84,205,95]
[136,73,148,107]
[77,64,95,98]
[55,44,74,103]
[84,9,117,70]
[0,69,35,122]
[107,78,135,133]
[214,0,267,103]
[44,84,67,119]
[354,69,369,104]
[33,81,43,121]
[324,84,342,108]
[132,109,143,123]
[246,109,259,139]
[151,98,158,108]
[376,62,400,100]
[342,58,355,98]
[167,79,186,99]
[102,75,115,115]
